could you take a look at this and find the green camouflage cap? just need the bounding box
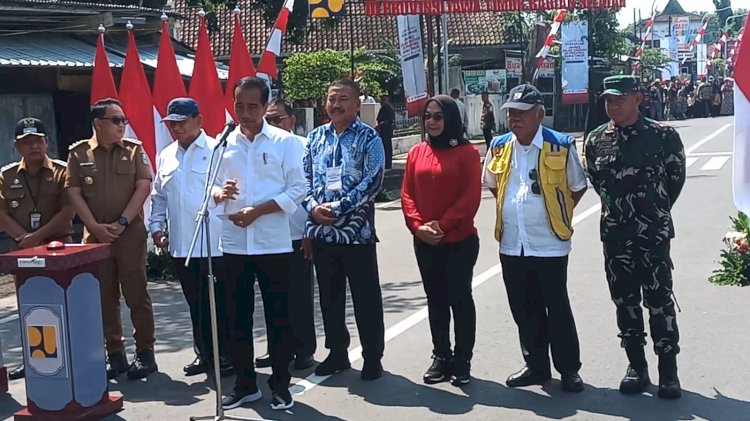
[601,75,641,97]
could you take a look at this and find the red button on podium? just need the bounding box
[0,243,123,420]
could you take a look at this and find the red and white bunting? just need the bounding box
[633,2,658,74]
[682,16,710,64]
[533,10,566,83]
[257,0,294,81]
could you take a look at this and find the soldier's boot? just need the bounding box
[657,354,682,400]
[619,345,650,394]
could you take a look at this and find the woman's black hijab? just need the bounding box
[424,95,470,149]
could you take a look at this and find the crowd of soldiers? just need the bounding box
[0,74,686,412]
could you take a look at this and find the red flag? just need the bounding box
[153,15,187,154]
[225,8,256,120]
[91,25,118,104]
[189,12,226,137]
[257,0,295,80]
[120,26,157,168]
[732,15,750,213]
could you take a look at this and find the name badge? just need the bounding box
[30,212,42,231]
[326,166,343,191]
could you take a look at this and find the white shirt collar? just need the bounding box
[513,125,543,150]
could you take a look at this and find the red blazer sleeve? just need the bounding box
[401,146,423,234]
[438,146,482,232]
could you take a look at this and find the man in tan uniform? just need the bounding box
[0,117,75,380]
[65,98,157,380]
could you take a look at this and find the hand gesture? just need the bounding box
[91,223,119,244]
[415,224,444,246]
[312,203,336,226]
[215,179,239,204]
[17,232,42,249]
[228,206,260,228]
[153,231,169,249]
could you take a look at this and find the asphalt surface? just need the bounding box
[1,116,748,421]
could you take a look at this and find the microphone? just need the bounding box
[216,121,237,149]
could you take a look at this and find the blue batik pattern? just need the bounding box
[303,118,385,244]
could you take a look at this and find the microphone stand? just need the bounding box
[186,123,273,421]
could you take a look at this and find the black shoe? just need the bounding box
[270,387,294,410]
[222,386,262,410]
[183,356,207,377]
[255,353,272,369]
[106,352,129,380]
[657,355,681,400]
[360,360,383,381]
[423,355,452,384]
[220,356,234,377]
[619,364,651,394]
[506,365,551,388]
[293,354,315,371]
[8,364,24,380]
[561,371,584,393]
[314,352,351,376]
[127,350,158,380]
[450,360,471,386]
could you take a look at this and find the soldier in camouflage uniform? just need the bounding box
[585,75,686,400]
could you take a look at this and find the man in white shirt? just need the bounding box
[483,84,587,393]
[359,88,377,104]
[213,77,306,411]
[149,98,231,379]
[254,99,316,371]
[451,89,468,133]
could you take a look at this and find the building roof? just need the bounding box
[659,0,687,16]
[174,0,521,58]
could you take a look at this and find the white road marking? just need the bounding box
[700,156,731,171]
[290,201,602,397]
[687,151,732,157]
[685,123,732,155]
[686,157,699,168]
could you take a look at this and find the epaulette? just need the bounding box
[1,162,19,173]
[68,139,89,151]
[51,159,67,168]
[123,138,142,146]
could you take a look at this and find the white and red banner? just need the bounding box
[257,0,294,82]
[153,14,187,156]
[682,16,709,64]
[91,25,118,104]
[397,14,428,117]
[189,12,227,137]
[733,17,750,214]
[225,7,257,120]
[533,9,565,83]
[561,20,588,104]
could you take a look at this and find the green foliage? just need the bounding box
[147,248,176,282]
[565,10,628,61]
[710,58,727,73]
[709,212,750,286]
[640,47,673,69]
[353,45,402,97]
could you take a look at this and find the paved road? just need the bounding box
[1,116,748,420]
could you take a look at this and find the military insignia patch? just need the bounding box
[141,153,149,165]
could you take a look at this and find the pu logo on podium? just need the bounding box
[28,325,58,359]
[24,306,66,376]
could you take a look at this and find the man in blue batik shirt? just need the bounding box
[303,79,386,381]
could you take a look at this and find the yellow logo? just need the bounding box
[27,325,58,359]
[309,0,345,19]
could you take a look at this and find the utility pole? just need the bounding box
[442,9,449,94]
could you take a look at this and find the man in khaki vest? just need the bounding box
[0,117,75,380]
[65,98,157,380]
[483,84,587,393]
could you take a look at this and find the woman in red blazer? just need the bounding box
[401,95,482,386]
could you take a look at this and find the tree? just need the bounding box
[569,10,628,61]
[282,50,350,101]
[640,46,672,69]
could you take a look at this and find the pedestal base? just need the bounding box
[14,394,123,421]
[0,366,7,393]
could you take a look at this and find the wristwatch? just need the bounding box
[118,216,129,227]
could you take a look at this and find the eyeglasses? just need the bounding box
[528,168,540,195]
[100,117,129,126]
[266,115,290,125]
[423,112,444,122]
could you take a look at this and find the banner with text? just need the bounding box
[462,69,507,94]
[696,43,708,77]
[661,36,679,79]
[561,21,589,104]
[672,16,692,51]
[505,56,522,78]
[397,15,428,117]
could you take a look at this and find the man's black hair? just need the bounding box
[234,77,270,105]
[269,99,294,115]
[90,98,122,121]
[329,79,361,97]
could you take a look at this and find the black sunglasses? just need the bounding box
[528,168,540,195]
[423,112,444,122]
[267,115,290,124]
[100,117,129,126]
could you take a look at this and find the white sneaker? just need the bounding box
[222,388,262,410]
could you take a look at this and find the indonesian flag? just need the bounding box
[733,17,750,214]
[91,25,118,104]
[683,16,710,64]
[533,10,565,83]
[257,0,295,81]
[633,3,658,73]
[189,11,227,137]
[153,14,187,156]
[120,26,156,169]
[225,7,256,120]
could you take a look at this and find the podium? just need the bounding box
[0,243,123,420]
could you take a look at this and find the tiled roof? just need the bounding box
[174,0,520,58]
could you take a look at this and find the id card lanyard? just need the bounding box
[326,133,343,192]
[21,171,42,231]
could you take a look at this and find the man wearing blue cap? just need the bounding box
[484,83,587,393]
[150,98,232,379]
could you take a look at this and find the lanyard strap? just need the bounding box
[21,171,42,212]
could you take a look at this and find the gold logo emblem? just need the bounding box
[84,176,93,185]
[28,325,58,359]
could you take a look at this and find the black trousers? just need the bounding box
[223,253,294,391]
[287,239,317,357]
[172,257,228,364]
[483,128,493,150]
[414,234,479,361]
[313,242,385,361]
[500,254,581,375]
[381,134,393,170]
